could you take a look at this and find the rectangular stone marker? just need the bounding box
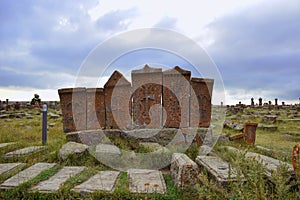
[3,146,46,158]
[1,163,56,188]
[196,156,242,186]
[0,163,25,176]
[171,153,198,189]
[127,169,167,194]
[245,152,293,176]
[0,142,15,149]
[72,171,120,193]
[31,166,86,193]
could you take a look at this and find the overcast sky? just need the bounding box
[0,0,299,105]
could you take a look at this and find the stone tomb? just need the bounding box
[245,152,293,176]
[196,155,242,186]
[3,146,47,158]
[0,142,15,149]
[58,65,214,132]
[72,171,120,193]
[127,169,167,194]
[170,153,199,189]
[0,163,25,176]
[1,163,56,188]
[31,166,86,193]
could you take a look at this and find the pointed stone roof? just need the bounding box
[104,71,131,88]
[131,64,162,74]
[163,66,191,76]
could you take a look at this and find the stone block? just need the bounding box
[170,153,199,189]
[163,66,191,128]
[104,71,132,129]
[0,163,25,176]
[190,78,214,128]
[127,168,167,194]
[58,88,87,132]
[245,152,293,176]
[31,166,86,193]
[72,171,120,193]
[58,142,89,160]
[3,146,46,158]
[1,163,56,188]
[86,88,105,129]
[196,155,242,186]
[131,65,163,128]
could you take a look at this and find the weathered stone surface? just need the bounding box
[0,163,56,188]
[262,115,277,124]
[3,146,46,158]
[66,130,110,145]
[0,163,25,176]
[0,142,15,149]
[132,65,163,129]
[104,71,132,129]
[86,88,105,129]
[58,88,87,133]
[58,66,214,131]
[48,113,60,119]
[190,78,214,128]
[31,166,86,193]
[256,145,273,153]
[127,169,167,194]
[245,152,293,176]
[0,114,9,119]
[95,144,121,155]
[139,142,168,152]
[72,171,120,193]
[163,66,191,128]
[196,156,242,186]
[259,125,278,131]
[223,120,243,131]
[170,153,198,189]
[58,142,88,160]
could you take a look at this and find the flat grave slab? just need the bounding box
[0,142,15,149]
[196,156,242,186]
[245,152,293,176]
[0,163,25,176]
[127,169,166,194]
[95,144,121,155]
[31,166,86,193]
[72,171,120,193]
[0,163,56,188]
[2,146,46,158]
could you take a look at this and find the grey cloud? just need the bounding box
[201,0,300,100]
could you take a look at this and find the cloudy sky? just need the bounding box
[0,0,299,105]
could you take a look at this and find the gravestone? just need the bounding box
[86,88,105,129]
[0,163,25,176]
[127,168,167,194]
[104,71,132,129]
[131,65,163,129]
[31,166,86,193]
[3,146,46,158]
[58,88,87,132]
[163,66,191,128]
[72,171,120,193]
[196,155,243,186]
[0,142,15,149]
[190,78,214,128]
[0,163,56,188]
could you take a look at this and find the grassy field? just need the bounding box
[0,107,299,199]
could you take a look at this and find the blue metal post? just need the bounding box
[42,104,47,145]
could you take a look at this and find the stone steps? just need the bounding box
[2,146,47,158]
[0,162,167,194]
[0,147,295,194]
